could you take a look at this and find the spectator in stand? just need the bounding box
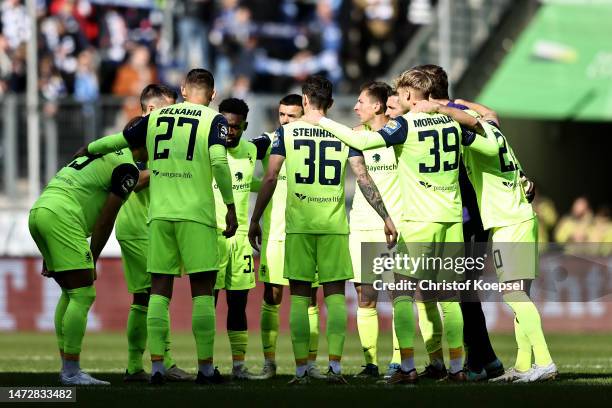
[112,44,157,120]
[1,0,30,51]
[74,48,98,103]
[533,194,558,246]
[555,196,594,244]
[176,0,213,70]
[98,7,128,93]
[39,54,67,116]
[0,34,11,94]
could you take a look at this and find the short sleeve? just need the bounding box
[110,163,139,199]
[377,116,409,147]
[122,115,149,148]
[270,126,286,157]
[208,114,229,148]
[250,133,272,160]
[348,147,363,157]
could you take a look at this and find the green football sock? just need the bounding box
[126,304,147,374]
[440,301,464,373]
[228,330,248,363]
[357,307,378,365]
[290,295,310,363]
[261,301,280,361]
[308,305,319,361]
[192,295,215,362]
[393,295,415,349]
[504,292,552,367]
[63,286,96,355]
[54,289,70,354]
[163,309,175,369]
[417,301,444,359]
[391,309,401,365]
[513,317,532,372]
[147,294,170,359]
[325,294,347,361]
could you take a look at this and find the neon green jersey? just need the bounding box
[213,138,257,232]
[251,132,288,241]
[463,120,535,229]
[270,120,363,234]
[115,166,149,240]
[32,149,139,235]
[349,143,402,231]
[122,102,229,227]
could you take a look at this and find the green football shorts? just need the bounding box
[349,229,388,284]
[284,233,353,284]
[147,220,219,275]
[396,221,464,283]
[118,239,150,293]
[215,232,256,290]
[28,207,93,272]
[490,217,539,282]
[258,239,320,287]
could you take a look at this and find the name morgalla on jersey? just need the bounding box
[122,102,228,228]
[270,120,363,235]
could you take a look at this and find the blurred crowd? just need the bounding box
[0,0,429,114]
[534,195,612,256]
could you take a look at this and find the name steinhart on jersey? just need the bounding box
[292,128,335,138]
[372,279,524,293]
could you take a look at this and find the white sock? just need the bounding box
[199,363,214,377]
[296,364,307,377]
[152,361,165,375]
[63,360,80,377]
[329,360,341,374]
[233,360,244,369]
[450,358,463,374]
[307,360,316,369]
[401,357,415,373]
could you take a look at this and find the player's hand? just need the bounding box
[520,174,536,203]
[73,145,90,159]
[301,110,324,125]
[41,261,51,278]
[223,204,238,238]
[384,217,398,249]
[248,221,262,252]
[412,100,441,114]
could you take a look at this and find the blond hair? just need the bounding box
[394,69,433,96]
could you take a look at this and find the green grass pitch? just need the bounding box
[0,332,610,407]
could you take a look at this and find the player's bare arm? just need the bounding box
[349,155,398,249]
[133,169,150,193]
[248,154,284,251]
[90,192,126,265]
[454,98,500,127]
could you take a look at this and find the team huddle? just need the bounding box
[28,65,557,386]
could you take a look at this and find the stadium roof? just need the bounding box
[478,1,612,121]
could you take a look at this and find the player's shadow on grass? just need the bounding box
[557,372,612,381]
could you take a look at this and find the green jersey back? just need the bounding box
[271,120,363,234]
[213,138,257,232]
[32,149,139,235]
[463,120,534,229]
[252,132,288,241]
[376,113,466,223]
[115,164,149,240]
[123,102,229,227]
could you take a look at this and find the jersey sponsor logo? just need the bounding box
[381,120,400,135]
[503,181,517,188]
[418,180,456,192]
[372,153,381,163]
[293,192,341,203]
[367,163,398,172]
[295,193,307,201]
[151,170,193,179]
[159,107,203,117]
[413,115,453,127]
[235,172,243,182]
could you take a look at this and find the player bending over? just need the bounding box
[301,69,500,384]
[83,69,237,385]
[115,84,193,382]
[249,75,397,385]
[29,134,142,385]
[251,94,327,380]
